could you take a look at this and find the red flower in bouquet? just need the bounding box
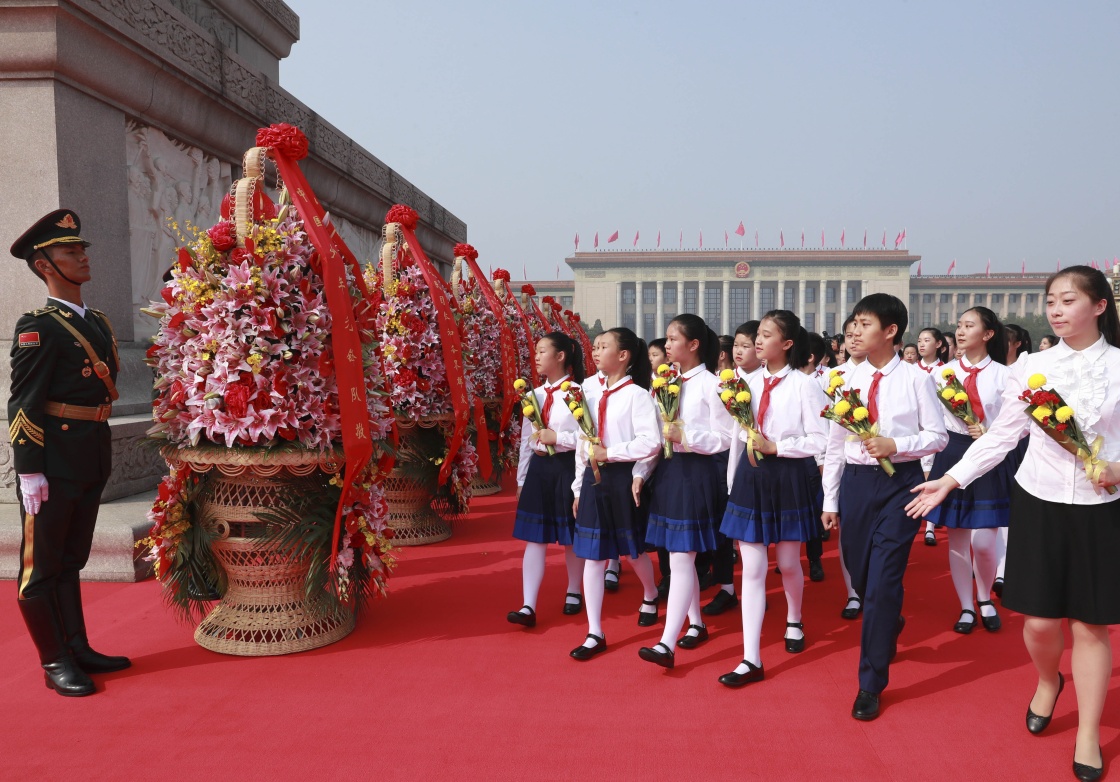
[255,123,309,160]
[385,204,419,230]
[207,221,237,252]
[224,381,252,419]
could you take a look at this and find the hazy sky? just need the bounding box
[281,1,1119,279]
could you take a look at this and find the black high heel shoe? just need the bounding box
[784,622,805,653]
[637,599,659,627]
[569,633,607,661]
[562,593,583,616]
[676,623,709,649]
[953,608,977,635]
[977,599,1001,632]
[1073,744,1103,781]
[506,605,536,628]
[1026,672,1064,735]
[638,642,675,669]
[718,660,764,688]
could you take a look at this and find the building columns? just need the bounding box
[676,280,684,323]
[656,280,664,338]
[698,280,707,322]
[720,280,730,334]
[819,279,827,333]
[752,281,761,321]
[798,279,806,318]
[616,281,624,329]
[777,279,786,315]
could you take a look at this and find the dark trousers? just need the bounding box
[16,476,105,600]
[839,461,922,694]
[710,533,734,585]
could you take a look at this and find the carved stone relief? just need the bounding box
[332,215,379,269]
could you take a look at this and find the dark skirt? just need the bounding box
[513,451,577,545]
[1003,484,1120,625]
[573,462,647,561]
[927,431,1013,529]
[645,451,728,554]
[720,455,823,544]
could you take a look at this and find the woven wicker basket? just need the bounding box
[470,475,503,496]
[383,466,450,545]
[168,447,354,656]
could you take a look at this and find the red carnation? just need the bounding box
[493,269,511,282]
[453,243,479,261]
[255,123,309,161]
[208,221,237,252]
[230,247,252,265]
[224,382,252,419]
[385,204,419,230]
[521,283,536,295]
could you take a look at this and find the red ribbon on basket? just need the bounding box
[255,123,398,574]
[459,251,519,432]
[386,206,471,487]
[528,296,552,335]
[504,277,540,386]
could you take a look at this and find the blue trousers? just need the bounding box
[839,461,922,694]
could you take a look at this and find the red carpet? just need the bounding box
[2,483,1117,781]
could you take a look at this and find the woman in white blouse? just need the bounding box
[908,267,1120,781]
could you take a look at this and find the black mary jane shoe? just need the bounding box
[676,623,709,650]
[718,660,765,688]
[506,605,536,628]
[604,567,621,593]
[993,577,1005,599]
[953,608,977,635]
[784,622,806,654]
[841,596,863,620]
[851,689,880,721]
[977,600,1001,632]
[637,599,659,627]
[924,530,937,546]
[702,589,739,616]
[809,560,825,583]
[638,642,675,669]
[1026,672,1065,735]
[562,593,584,616]
[570,633,607,661]
[1073,744,1104,782]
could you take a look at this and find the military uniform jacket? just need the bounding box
[8,302,118,482]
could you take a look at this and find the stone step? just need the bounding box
[0,490,156,583]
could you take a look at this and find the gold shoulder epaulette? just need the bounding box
[27,305,59,317]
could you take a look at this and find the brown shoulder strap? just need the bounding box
[47,311,119,401]
[89,309,120,371]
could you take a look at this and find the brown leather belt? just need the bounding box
[44,402,113,422]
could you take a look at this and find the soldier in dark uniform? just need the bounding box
[8,209,129,697]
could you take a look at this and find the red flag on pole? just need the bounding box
[755,230,759,248]
[894,231,903,248]
[594,231,599,248]
[1056,259,1061,272]
[916,261,922,276]
[947,259,956,275]
[821,229,825,248]
[523,264,527,280]
[780,230,785,248]
[699,230,703,248]
[633,230,639,247]
[679,229,683,249]
[656,230,661,248]
[840,228,846,247]
[574,232,579,251]
[800,230,805,248]
[882,230,887,248]
[735,221,746,237]
[607,230,619,243]
[724,230,728,248]
[863,228,867,248]
[985,259,991,278]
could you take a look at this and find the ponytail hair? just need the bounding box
[919,326,947,363]
[962,307,1008,365]
[606,327,652,390]
[762,309,811,369]
[542,331,586,383]
[1045,266,1120,347]
[669,313,719,372]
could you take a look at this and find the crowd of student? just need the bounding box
[505,265,1120,781]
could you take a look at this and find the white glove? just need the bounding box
[18,473,49,515]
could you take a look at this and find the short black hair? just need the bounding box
[735,320,761,340]
[852,293,907,346]
[647,337,666,352]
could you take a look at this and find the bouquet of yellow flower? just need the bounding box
[936,367,983,429]
[562,380,601,483]
[824,368,848,399]
[513,377,555,456]
[717,369,764,465]
[1020,372,1116,494]
[820,388,896,476]
[651,363,682,459]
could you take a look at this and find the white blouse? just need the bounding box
[572,375,662,495]
[935,354,1012,435]
[822,354,948,513]
[947,335,1120,505]
[744,365,829,459]
[516,374,581,487]
[666,365,735,456]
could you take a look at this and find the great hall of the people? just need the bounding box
[528,247,1054,340]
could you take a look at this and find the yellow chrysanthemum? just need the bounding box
[1031,406,1051,422]
[720,389,735,403]
[829,376,845,390]
[652,377,667,389]
[852,406,869,422]
[522,405,534,417]
[833,400,852,416]
[513,378,528,392]
[941,367,956,380]
[1027,373,1047,390]
[735,391,751,404]
[657,363,671,375]
[1055,406,1074,423]
[560,380,571,391]
[941,387,955,400]
[830,368,844,378]
[719,368,736,382]
[953,392,969,403]
[668,384,680,395]
[573,407,585,419]
[568,401,579,411]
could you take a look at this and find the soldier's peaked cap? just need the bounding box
[10,209,91,261]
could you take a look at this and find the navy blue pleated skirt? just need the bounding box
[645,451,728,554]
[573,462,648,560]
[721,455,823,544]
[513,451,577,545]
[927,431,1013,529]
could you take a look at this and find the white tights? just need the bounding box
[659,552,703,648]
[735,541,804,671]
[581,553,658,646]
[948,528,1000,618]
[521,543,582,612]
[837,527,857,600]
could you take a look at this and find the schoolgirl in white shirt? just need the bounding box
[915,327,947,546]
[569,327,661,661]
[909,267,1120,779]
[638,315,736,669]
[507,333,587,629]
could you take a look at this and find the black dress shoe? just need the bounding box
[676,623,709,649]
[638,642,675,669]
[809,560,825,582]
[953,608,977,635]
[506,605,536,627]
[718,660,765,688]
[852,689,880,721]
[637,599,659,627]
[19,595,95,697]
[698,569,716,591]
[570,633,607,661]
[604,566,621,593]
[977,600,1001,632]
[56,582,132,673]
[656,577,671,602]
[784,622,806,654]
[924,530,937,546]
[562,593,583,616]
[1026,672,1065,735]
[993,577,1004,599]
[841,596,863,620]
[1073,744,1103,781]
[702,589,739,616]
